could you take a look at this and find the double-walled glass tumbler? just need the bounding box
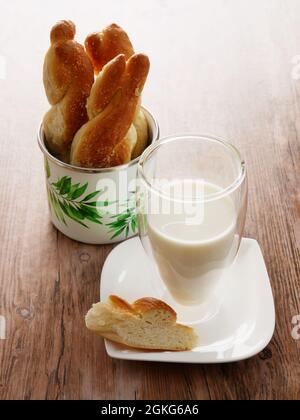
[136,135,248,306]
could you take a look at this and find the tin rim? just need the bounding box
[38,106,160,174]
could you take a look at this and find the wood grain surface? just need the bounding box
[0,0,299,400]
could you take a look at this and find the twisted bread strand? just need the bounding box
[43,20,94,161]
[85,23,134,75]
[70,53,150,168]
[85,23,149,161]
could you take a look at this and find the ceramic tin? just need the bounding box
[38,107,160,244]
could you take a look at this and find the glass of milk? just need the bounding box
[137,135,248,307]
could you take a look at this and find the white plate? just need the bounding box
[100,237,275,364]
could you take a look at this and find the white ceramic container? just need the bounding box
[38,107,159,244]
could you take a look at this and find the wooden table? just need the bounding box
[0,0,299,400]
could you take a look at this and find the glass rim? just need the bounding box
[138,134,247,204]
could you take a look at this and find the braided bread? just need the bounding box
[86,295,198,351]
[43,20,94,161]
[70,53,150,168]
[85,23,149,162]
[85,23,134,75]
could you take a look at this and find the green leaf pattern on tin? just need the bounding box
[107,199,137,240]
[45,158,137,239]
[47,177,105,228]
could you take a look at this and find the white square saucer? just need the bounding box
[100,237,275,364]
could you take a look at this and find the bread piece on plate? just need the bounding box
[70,53,150,168]
[85,295,199,351]
[43,20,94,161]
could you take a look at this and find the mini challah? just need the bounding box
[70,53,150,168]
[85,23,150,163]
[43,20,94,161]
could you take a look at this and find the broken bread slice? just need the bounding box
[85,295,198,351]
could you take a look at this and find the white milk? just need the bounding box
[147,181,237,305]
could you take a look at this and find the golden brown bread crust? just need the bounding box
[109,295,135,313]
[86,53,126,119]
[50,19,76,43]
[70,53,150,168]
[109,125,137,166]
[43,20,94,159]
[85,23,134,74]
[109,295,177,318]
[132,298,177,318]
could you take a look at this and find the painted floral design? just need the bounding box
[45,158,137,239]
